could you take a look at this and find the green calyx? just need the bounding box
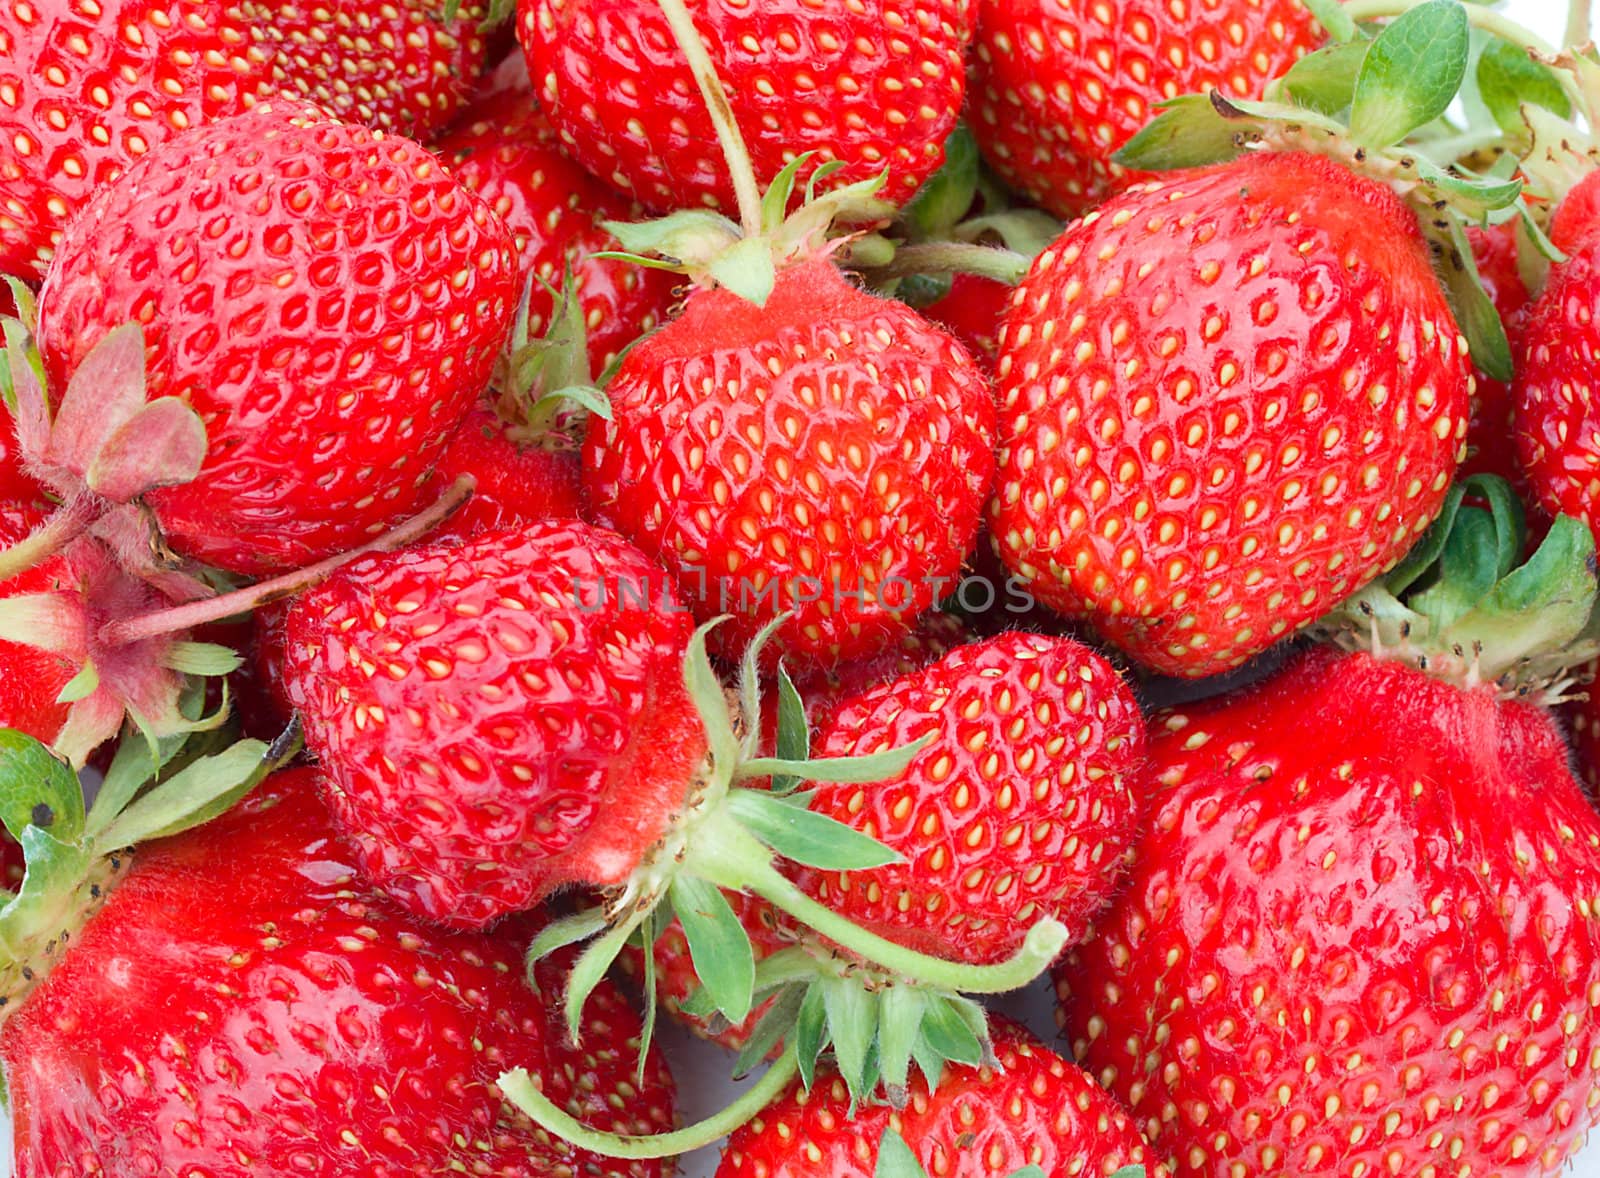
[0,718,301,1016]
[492,270,611,450]
[1110,0,1589,384]
[1320,474,1600,694]
[500,615,1069,1158]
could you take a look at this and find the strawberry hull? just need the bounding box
[1057,646,1600,1177]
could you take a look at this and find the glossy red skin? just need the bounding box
[520,0,971,213]
[1515,178,1600,543]
[718,1017,1168,1178]
[1459,222,1530,483]
[2,770,676,1178]
[990,153,1471,678]
[0,0,271,279]
[584,261,996,666]
[968,0,1321,217]
[434,105,680,377]
[283,521,705,927]
[1056,647,1600,1177]
[0,503,72,743]
[427,405,583,543]
[34,101,518,576]
[792,631,1146,964]
[243,0,490,139]
[918,272,1010,368]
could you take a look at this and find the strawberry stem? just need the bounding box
[498,1041,800,1160]
[97,477,475,647]
[1567,0,1592,48]
[684,806,1071,994]
[655,0,764,237]
[0,492,98,583]
[861,243,1032,286]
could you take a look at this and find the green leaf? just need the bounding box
[0,730,84,846]
[1408,506,1500,628]
[1109,1166,1147,1178]
[708,236,778,308]
[900,124,980,241]
[1408,154,1523,218]
[1277,40,1371,115]
[760,151,818,234]
[1349,0,1471,149]
[731,983,808,1078]
[1004,1170,1047,1178]
[737,732,934,785]
[1305,0,1359,42]
[821,975,878,1099]
[603,210,743,264]
[534,384,612,422]
[795,983,828,1090]
[669,875,756,1026]
[1386,480,1469,595]
[563,908,651,1042]
[875,1129,928,1178]
[772,663,809,793]
[876,983,924,1101]
[160,641,244,677]
[1112,94,1247,171]
[0,824,92,969]
[804,159,850,205]
[684,618,740,778]
[1477,38,1572,134]
[95,737,271,848]
[918,997,985,1069]
[526,907,610,965]
[727,789,902,871]
[1431,216,1513,383]
[738,614,789,759]
[54,661,99,705]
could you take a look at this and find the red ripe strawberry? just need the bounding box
[434,104,681,377]
[0,0,272,279]
[968,0,1321,217]
[1056,515,1600,1178]
[520,0,972,213]
[282,520,704,927]
[584,260,996,666]
[1516,172,1600,540]
[29,100,517,576]
[791,631,1146,964]
[1460,221,1529,483]
[716,1017,1167,1178]
[426,404,583,543]
[990,152,1471,678]
[4,768,676,1177]
[0,502,72,743]
[919,272,1010,368]
[242,0,490,139]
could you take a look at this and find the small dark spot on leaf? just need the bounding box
[30,802,53,828]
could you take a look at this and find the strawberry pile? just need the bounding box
[4,0,1600,1174]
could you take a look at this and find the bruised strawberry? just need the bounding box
[990,152,1471,677]
[521,0,972,213]
[433,105,680,377]
[584,260,995,666]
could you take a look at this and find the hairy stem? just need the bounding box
[1568,0,1593,49]
[655,0,764,237]
[498,1042,800,1160]
[0,493,98,582]
[861,243,1032,286]
[98,477,474,647]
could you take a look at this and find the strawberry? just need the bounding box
[0,0,272,279]
[282,519,704,928]
[1055,480,1600,1177]
[791,630,1146,965]
[425,403,584,543]
[584,259,996,666]
[3,764,677,1177]
[18,100,517,579]
[919,272,1010,367]
[433,104,681,378]
[242,0,491,139]
[1516,171,1600,540]
[967,0,1321,217]
[519,0,972,213]
[1460,221,1529,483]
[716,1017,1166,1178]
[989,151,1471,678]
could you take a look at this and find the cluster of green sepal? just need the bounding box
[498,616,1070,1159]
[1114,0,1588,384]
[1323,474,1600,690]
[491,268,615,447]
[876,1129,1145,1178]
[0,714,302,1019]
